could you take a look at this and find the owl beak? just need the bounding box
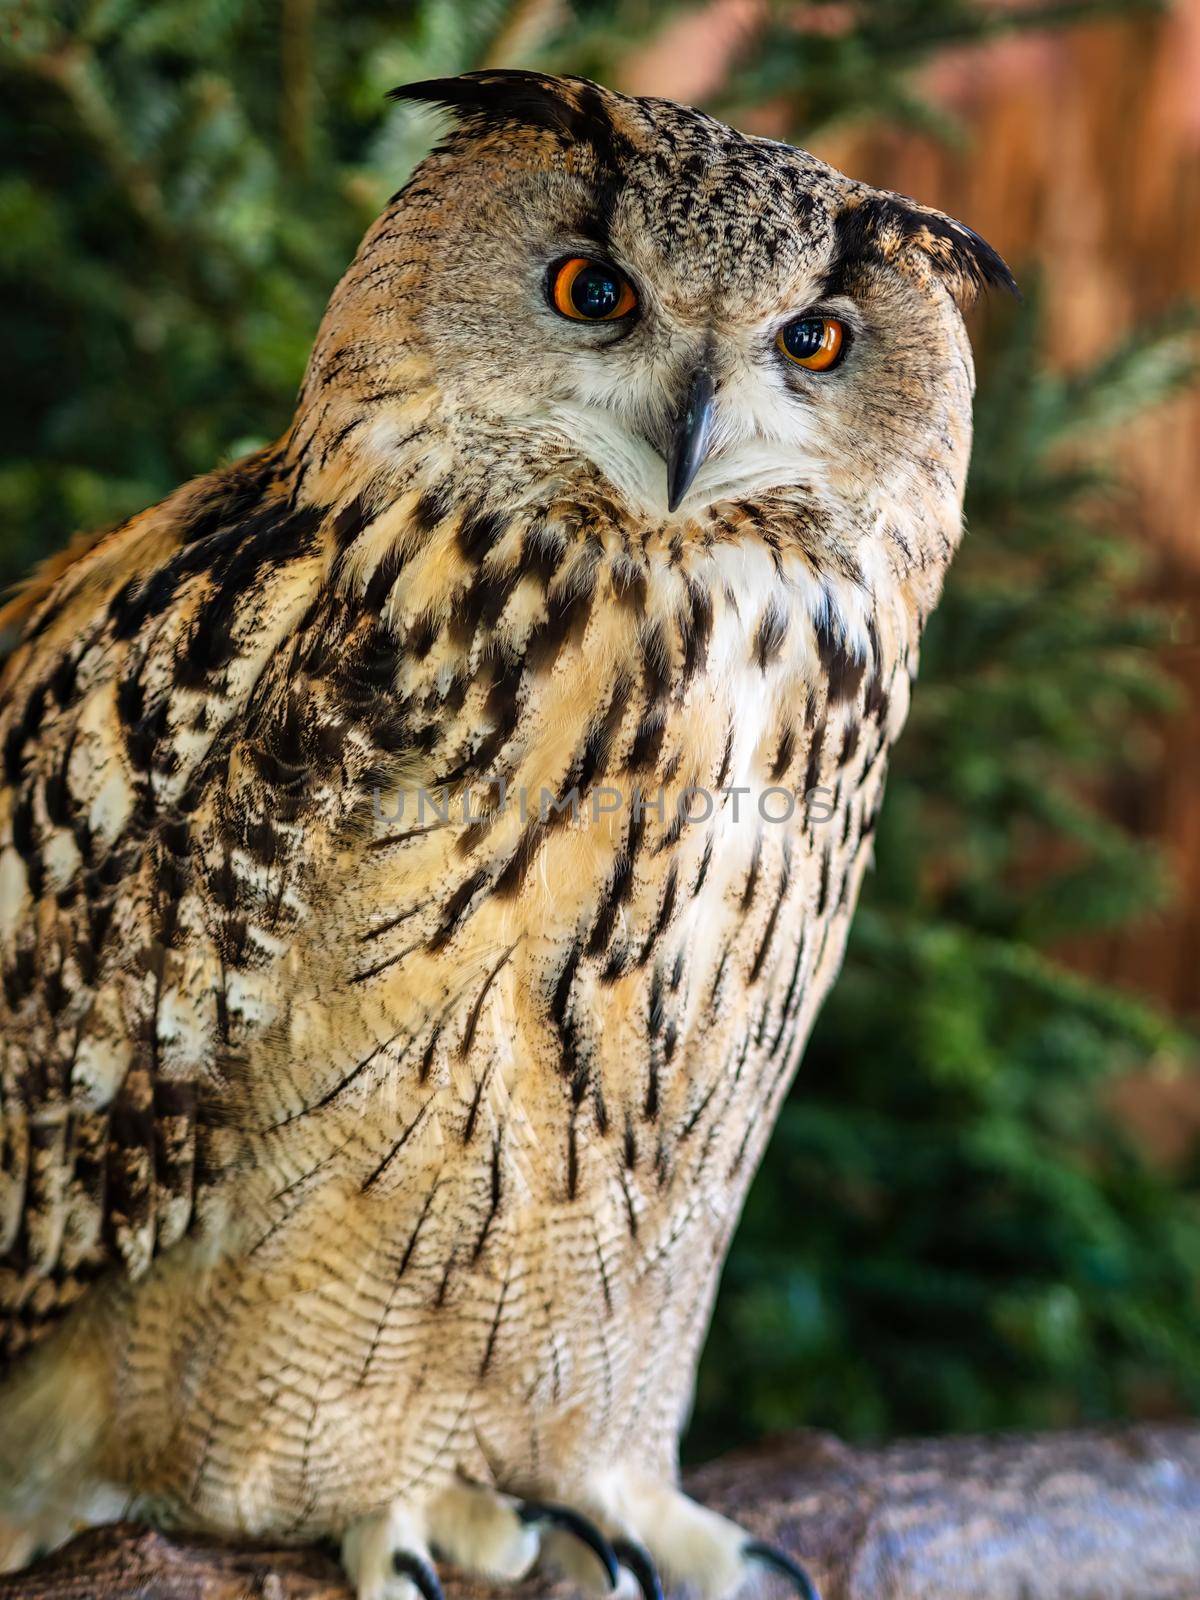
[665,367,716,513]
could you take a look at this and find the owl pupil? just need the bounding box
[572,266,620,318]
[782,318,824,359]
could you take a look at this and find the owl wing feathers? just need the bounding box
[0,448,376,1367]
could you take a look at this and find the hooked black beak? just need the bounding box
[665,367,716,513]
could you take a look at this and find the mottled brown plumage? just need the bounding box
[0,71,1011,1599]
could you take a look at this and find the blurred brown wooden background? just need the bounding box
[625,0,1200,1153]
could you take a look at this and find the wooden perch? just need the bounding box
[2,1425,1198,1600]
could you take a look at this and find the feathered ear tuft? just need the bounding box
[829,191,1020,310]
[390,69,599,142]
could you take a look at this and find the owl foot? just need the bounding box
[341,1483,633,1599]
[743,1539,821,1599]
[342,1499,440,1600]
[588,1469,820,1600]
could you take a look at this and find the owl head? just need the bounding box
[300,70,1014,542]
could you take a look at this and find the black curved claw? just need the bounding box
[612,1536,664,1600]
[743,1539,821,1600]
[517,1499,621,1590]
[392,1549,445,1600]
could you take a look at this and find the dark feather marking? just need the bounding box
[708,945,729,1010]
[458,507,505,565]
[814,607,866,706]
[134,503,320,669]
[623,1118,637,1170]
[678,1079,719,1142]
[3,683,47,786]
[753,600,788,671]
[804,718,826,802]
[10,790,41,899]
[693,833,713,897]
[678,582,712,685]
[836,844,855,909]
[617,1166,638,1240]
[714,725,734,792]
[592,1227,614,1317]
[520,523,567,587]
[368,821,447,853]
[356,1183,440,1384]
[551,942,584,1082]
[471,1137,503,1262]
[359,903,427,943]
[463,1076,487,1146]
[573,672,633,795]
[420,1023,442,1085]
[638,619,672,705]
[47,650,78,708]
[459,942,517,1059]
[267,1026,411,1130]
[636,861,678,968]
[471,658,524,775]
[771,723,796,782]
[647,966,665,1038]
[396,1186,438,1278]
[42,730,78,828]
[479,1269,509,1377]
[462,563,521,635]
[816,844,832,917]
[587,810,646,957]
[104,1074,156,1257]
[739,834,762,911]
[864,640,890,726]
[361,1102,434,1192]
[749,854,791,984]
[333,492,374,550]
[361,546,409,614]
[413,484,452,535]
[625,703,667,773]
[567,1117,579,1201]
[525,574,595,670]
[610,556,648,613]
[492,819,549,901]
[644,1054,659,1123]
[428,868,490,951]
[434,1249,457,1309]
[406,612,439,660]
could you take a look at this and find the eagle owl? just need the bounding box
[0,71,1012,1600]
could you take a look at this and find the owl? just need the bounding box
[0,70,1013,1600]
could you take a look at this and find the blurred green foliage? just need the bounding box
[1,0,1196,1452]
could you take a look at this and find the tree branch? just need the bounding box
[2,1425,1198,1600]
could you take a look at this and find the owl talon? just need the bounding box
[743,1539,821,1600]
[517,1499,621,1590]
[391,1550,444,1600]
[612,1536,664,1600]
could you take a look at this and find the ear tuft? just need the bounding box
[390,70,588,140]
[837,191,1020,309]
[902,205,1021,305]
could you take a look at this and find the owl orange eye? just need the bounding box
[776,316,846,371]
[550,257,638,321]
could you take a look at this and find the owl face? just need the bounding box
[325,73,1014,532]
